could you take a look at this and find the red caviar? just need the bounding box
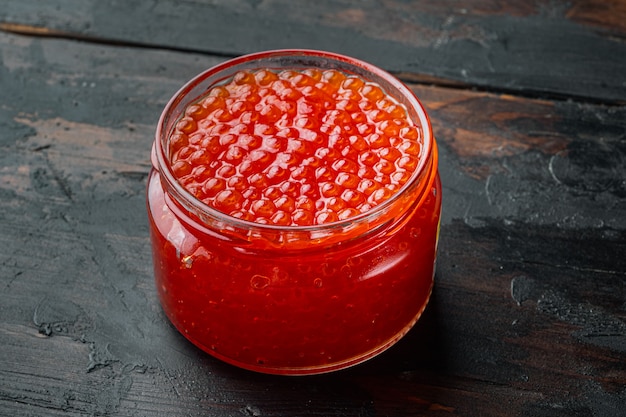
[169,68,424,225]
[148,50,441,375]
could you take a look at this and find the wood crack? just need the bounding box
[518,258,625,276]
[0,22,237,58]
[2,21,623,107]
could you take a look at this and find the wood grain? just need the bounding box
[1,0,625,103]
[0,21,624,417]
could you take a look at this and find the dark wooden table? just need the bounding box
[1,1,625,416]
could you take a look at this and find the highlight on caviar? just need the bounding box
[167,65,423,226]
[148,50,441,375]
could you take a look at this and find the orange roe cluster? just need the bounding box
[168,68,423,226]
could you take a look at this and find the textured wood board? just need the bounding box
[1,0,625,103]
[0,27,625,417]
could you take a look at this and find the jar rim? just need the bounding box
[154,49,435,233]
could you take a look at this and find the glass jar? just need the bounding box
[147,50,441,375]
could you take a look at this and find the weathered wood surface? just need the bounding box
[1,0,626,103]
[1,1,625,416]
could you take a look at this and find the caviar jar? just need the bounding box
[147,50,441,375]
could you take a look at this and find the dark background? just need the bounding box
[1,1,625,416]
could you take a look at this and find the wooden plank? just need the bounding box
[419,85,626,230]
[1,0,625,103]
[0,31,625,416]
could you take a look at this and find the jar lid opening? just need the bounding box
[154,49,435,235]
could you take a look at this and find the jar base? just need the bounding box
[168,282,433,376]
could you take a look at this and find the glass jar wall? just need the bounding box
[147,50,442,375]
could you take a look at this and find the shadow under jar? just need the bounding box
[147,50,442,375]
